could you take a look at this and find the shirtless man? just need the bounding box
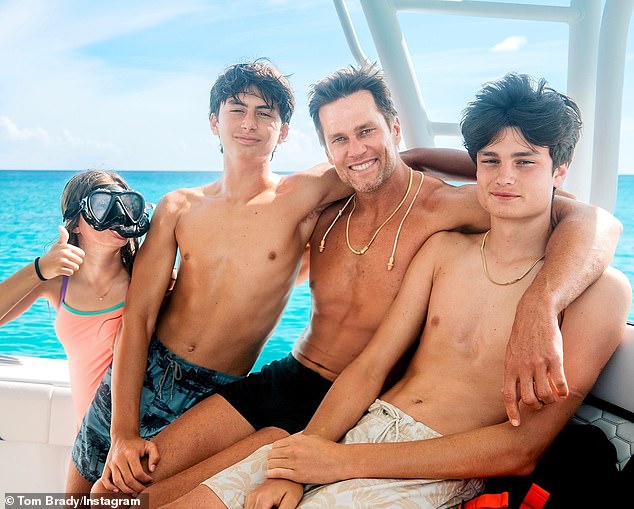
[185,73,632,509]
[130,66,622,506]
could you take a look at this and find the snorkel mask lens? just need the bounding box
[64,185,150,239]
[87,190,145,224]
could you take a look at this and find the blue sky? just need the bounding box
[0,0,632,174]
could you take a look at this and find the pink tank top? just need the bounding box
[54,276,124,427]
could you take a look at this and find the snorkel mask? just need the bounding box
[63,184,150,238]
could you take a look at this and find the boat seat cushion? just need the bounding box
[0,381,75,446]
[573,403,634,470]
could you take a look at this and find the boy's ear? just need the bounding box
[278,123,289,144]
[553,163,568,188]
[210,113,219,135]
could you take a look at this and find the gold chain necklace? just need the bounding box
[96,280,116,301]
[480,230,545,286]
[319,168,423,271]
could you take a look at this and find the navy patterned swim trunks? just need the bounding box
[71,334,243,482]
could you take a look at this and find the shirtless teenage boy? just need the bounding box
[132,66,622,506]
[66,60,356,493]
[192,73,632,509]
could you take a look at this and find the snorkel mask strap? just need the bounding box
[62,201,82,222]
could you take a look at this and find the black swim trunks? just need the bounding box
[217,354,332,434]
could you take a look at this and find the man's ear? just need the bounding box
[553,162,569,189]
[210,113,219,135]
[392,116,402,145]
[278,123,289,145]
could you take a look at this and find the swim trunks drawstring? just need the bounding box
[374,400,402,443]
[158,358,182,401]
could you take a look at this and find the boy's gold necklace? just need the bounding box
[480,230,545,285]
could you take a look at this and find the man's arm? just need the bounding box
[99,193,180,495]
[504,197,622,425]
[400,147,476,182]
[265,268,631,484]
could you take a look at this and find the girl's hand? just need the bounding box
[38,226,85,279]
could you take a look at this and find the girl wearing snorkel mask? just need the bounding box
[0,170,149,429]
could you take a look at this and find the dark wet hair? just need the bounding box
[60,170,138,274]
[461,73,582,168]
[208,59,294,124]
[308,64,397,146]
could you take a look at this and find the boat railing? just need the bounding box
[333,0,634,212]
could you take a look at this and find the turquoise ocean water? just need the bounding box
[0,170,632,369]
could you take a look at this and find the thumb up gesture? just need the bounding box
[36,226,86,280]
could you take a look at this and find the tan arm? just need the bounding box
[400,147,476,182]
[102,193,180,494]
[0,265,49,326]
[503,198,623,424]
[301,162,352,206]
[0,226,84,325]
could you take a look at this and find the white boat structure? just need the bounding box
[1,0,633,494]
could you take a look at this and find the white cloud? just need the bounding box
[0,116,50,144]
[61,129,119,153]
[492,36,528,53]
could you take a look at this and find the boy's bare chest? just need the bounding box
[175,200,307,270]
[426,259,534,355]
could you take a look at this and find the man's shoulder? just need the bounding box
[416,175,476,211]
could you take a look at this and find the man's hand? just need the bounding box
[38,226,85,279]
[99,436,160,495]
[266,434,345,484]
[245,478,304,509]
[503,300,568,426]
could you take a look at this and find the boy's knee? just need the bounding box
[90,479,107,495]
